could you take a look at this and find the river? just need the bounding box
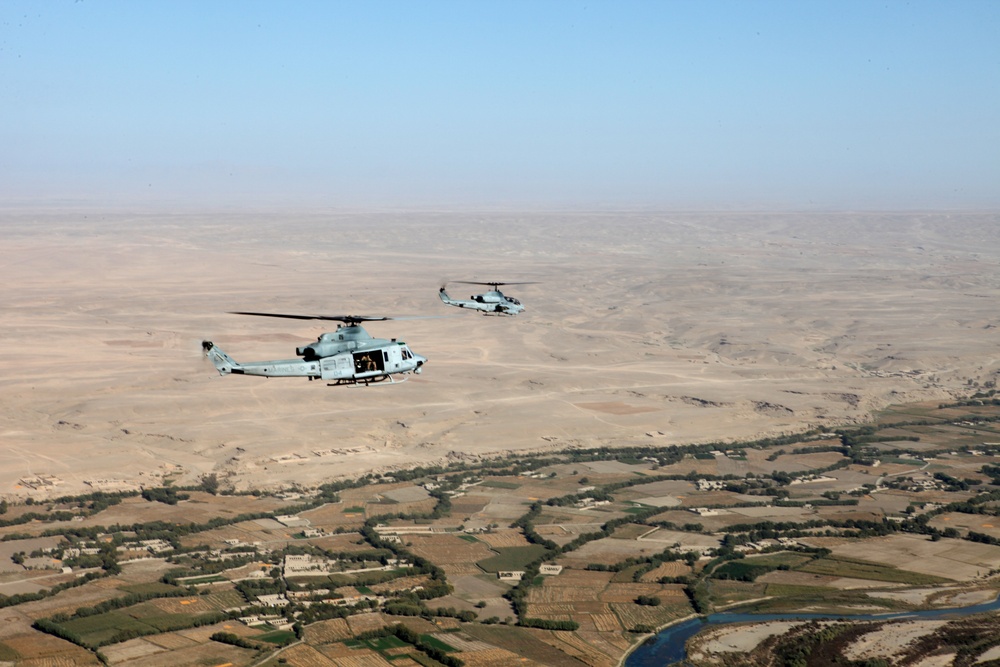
[625,594,1000,666]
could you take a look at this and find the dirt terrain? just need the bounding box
[2,210,999,498]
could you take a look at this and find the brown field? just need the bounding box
[450,495,492,516]
[929,512,1000,538]
[757,570,905,590]
[1,631,103,665]
[306,533,372,552]
[112,642,256,667]
[476,529,531,548]
[824,534,1000,581]
[298,503,369,531]
[556,536,680,568]
[609,523,652,540]
[345,612,390,635]
[280,643,353,666]
[304,618,354,644]
[13,577,129,620]
[456,646,538,667]
[640,561,692,582]
[464,625,588,666]
[405,533,496,565]
[368,574,430,595]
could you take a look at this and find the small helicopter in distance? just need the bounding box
[203,312,426,386]
[438,281,536,316]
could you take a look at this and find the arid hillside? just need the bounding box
[2,210,998,496]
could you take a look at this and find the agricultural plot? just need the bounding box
[0,631,103,665]
[929,511,1000,538]
[178,516,301,549]
[304,617,354,644]
[903,424,1000,449]
[380,485,431,503]
[298,502,369,531]
[676,490,768,508]
[556,536,669,568]
[475,495,537,521]
[57,492,291,532]
[463,624,584,666]
[645,508,759,532]
[823,534,1000,581]
[447,574,509,600]
[705,579,769,607]
[609,523,652,540]
[578,460,655,476]
[796,554,951,585]
[639,561,691,582]
[277,642,352,666]
[477,545,549,572]
[636,528,722,553]
[757,569,907,591]
[406,533,496,566]
[304,532,372,552]
[14,576,130,620]
[475,528,531,548]
[449,494,492,517]
[500,480,571,503]
[368,574,430,595]
[784,469,874,499]
[344,611,390,636]
[534,523,603,547]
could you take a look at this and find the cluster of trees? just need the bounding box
[141,487,190,505]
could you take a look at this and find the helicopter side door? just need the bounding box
[320,353,353,380]
[384,345,403,372]
[352,349,385,377]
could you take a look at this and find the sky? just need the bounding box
[1,0,998,211]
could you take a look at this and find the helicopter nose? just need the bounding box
[414,354,427,372]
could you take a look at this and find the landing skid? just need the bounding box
[328,374,407,387]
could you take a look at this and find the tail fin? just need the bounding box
[439,287,453,304]
[202,341,240,375]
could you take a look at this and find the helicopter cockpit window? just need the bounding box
[401,348,412,360]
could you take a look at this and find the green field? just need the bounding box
[257,629,297,645]
[796,556,950,585]
[482,480,521,489]
[418,634,458,652]
[477,545,549,572]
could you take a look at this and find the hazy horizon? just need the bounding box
[2,1,999,211]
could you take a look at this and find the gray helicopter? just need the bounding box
[203,312,426,386]
[438,281,536,316]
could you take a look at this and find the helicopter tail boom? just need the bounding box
[202,341,242,375]
[438,287,462,307]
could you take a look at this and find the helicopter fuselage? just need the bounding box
[203,325,425,385]
[438,287,524,315]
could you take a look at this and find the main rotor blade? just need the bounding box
[452,281,539,287]
[229,311,391,323]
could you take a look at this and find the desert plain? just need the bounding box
[2,209,998,498]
